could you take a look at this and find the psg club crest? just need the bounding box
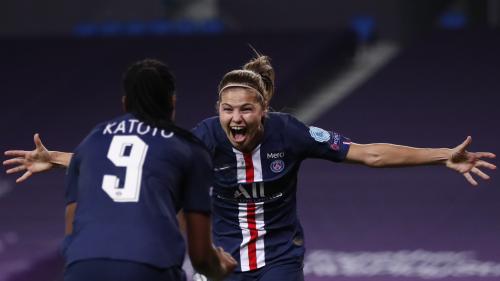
[309,126,331,143]
[270,159,285,173]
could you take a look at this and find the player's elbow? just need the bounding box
[348,143,386,167]
[364,153,384,167]
[358,145,384,167]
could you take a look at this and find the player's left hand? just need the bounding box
[446,136,496,186]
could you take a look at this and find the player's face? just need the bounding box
[218,87,266,153]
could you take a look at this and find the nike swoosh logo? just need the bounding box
[214,165,231,172]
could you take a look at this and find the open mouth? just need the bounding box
[230,126,247,143]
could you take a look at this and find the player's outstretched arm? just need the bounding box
[3,133,73,183]
[185,212,237,280]
[345,136,496,186]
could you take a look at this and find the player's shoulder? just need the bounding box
[192,116,221,140]
[195,116,219,130]
[174,131,212,168]
[91,113,133,132]
[266,112,304,131]
[79,114,134,144]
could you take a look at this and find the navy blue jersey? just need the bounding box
[192,112,351,272]
[63,113,212,269]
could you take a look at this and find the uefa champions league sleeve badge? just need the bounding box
[309,126,331,143]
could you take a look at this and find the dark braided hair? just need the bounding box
[124,59,175,127]
[123,59,201,145]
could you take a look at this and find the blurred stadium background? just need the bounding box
[1,0,499,280]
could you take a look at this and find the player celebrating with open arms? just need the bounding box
[4,54,496,281]
[5,59,237,281]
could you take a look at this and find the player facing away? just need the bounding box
[5,59,237,281]
[4,54,497,281]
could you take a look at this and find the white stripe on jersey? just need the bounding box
[233,148,246,183]
[238,202,266,271]
[254,203,266,269]
[232,145,262,183]
[251,147,263,182]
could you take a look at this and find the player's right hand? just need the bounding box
[3,133,53,183]
[214,247,237,280]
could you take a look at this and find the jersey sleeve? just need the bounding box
[191,119,215,154]
[181,144,213,214]
[63,126,97,205]
[64,151,81,205]
[286,115,351,162]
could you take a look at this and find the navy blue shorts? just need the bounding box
[64,259,186,281]
[224,259,304,281]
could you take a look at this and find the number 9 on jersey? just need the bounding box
[102,135,149,202]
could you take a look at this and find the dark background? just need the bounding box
[1,1,499,280]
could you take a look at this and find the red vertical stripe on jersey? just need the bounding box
[243,152,258,270]
[243,153,254,182]
[246,202,258,270]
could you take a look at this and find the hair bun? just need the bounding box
[243,55,275,102]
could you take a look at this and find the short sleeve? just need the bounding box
[286,115,351,162]
[64,152,81,205]
[63,125,100,205]
[181,144,213,214]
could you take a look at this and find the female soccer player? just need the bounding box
[4,55,496,281]
[5,59,236,281]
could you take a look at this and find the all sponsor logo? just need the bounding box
[270,159,285,173]
[309,126,331,143]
